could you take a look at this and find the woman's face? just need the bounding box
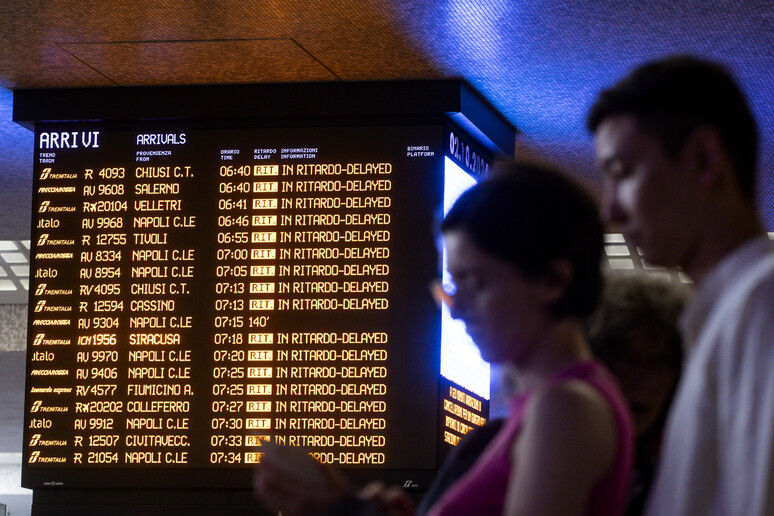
[443,230,550,365]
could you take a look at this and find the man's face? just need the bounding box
[594,114,699,269]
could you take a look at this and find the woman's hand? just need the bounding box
[253,442,351,516]
[359,481,416,516]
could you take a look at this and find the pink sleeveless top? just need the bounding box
[427,361,634,516]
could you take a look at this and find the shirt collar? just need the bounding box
[679,235,774,348]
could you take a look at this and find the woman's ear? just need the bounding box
[539,258,573,308]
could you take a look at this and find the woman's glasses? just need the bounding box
[429,278,455,309]
[429,274,485,310]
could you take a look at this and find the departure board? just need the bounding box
[23,122,456,488]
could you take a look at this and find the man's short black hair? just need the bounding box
[440,162,603,318]
[587,56,758,202]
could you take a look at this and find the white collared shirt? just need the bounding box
[644,236,774,516]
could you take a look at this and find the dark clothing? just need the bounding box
[416,420,505,515]
[317,420,505,516]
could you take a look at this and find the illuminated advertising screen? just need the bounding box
[439,156,489,400]
[435,132,490,453]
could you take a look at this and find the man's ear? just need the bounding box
[540,258,573,307]
[684,126,726,188]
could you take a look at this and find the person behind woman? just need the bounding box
[587,273,687,516]
[254,162,634,516]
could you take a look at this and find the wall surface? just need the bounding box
[0,349,32,516]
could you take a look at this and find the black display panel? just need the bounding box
[23,122,447,488]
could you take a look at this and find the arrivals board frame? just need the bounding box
[14,80,515,511]
[23,120,446,488]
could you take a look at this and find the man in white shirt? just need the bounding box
[588,56,774,515]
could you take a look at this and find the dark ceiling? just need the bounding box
[2,0,774,238]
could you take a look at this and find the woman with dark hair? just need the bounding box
[425,163,634,516]
[254,162,634,516]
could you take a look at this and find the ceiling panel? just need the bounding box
[60,39,338,85]
[1,0,773,232]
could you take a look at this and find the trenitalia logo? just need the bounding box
[29,400,68,412]
[27,451,66,464]
[37,234,74,246]
[33,300,71,313]
[38,201,76,213]
[28,434,67,447]
[38,167,78,180]
[33,285,74,296]
[31,333,71,346]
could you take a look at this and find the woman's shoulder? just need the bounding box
[529,379,615,429]
[519,379,617,474]
[502,376,621,515]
